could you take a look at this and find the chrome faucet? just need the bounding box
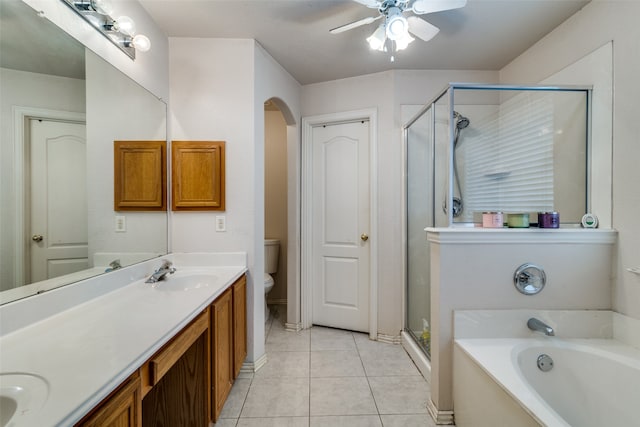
[146,260,176,283]
[527,317,555,336]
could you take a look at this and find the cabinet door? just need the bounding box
[76,373,141,427]
[233,275,247,379]
[211,288,233,421]
[114,141,166,211]
[171,141,225,211]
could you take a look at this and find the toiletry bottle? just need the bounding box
[421,319,431,348]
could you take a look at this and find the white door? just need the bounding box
[29,119,88,282]
[311,120,370,332]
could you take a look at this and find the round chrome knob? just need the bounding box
[32,234,44,242]
[361,233,369,242]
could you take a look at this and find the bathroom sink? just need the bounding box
[0,373,49,427]
[151,273,219,292]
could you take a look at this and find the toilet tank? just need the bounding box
[264,239,280,274]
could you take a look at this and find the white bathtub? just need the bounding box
[454,338,640,426]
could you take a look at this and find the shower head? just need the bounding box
[453,111,470,129]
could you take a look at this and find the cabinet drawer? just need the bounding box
[144,310,208,390]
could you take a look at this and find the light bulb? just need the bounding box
[385,7,408,40]
[132,34,151,52]
[115,16,136,36]
[367,24,386,51]
[395,32,414,51]
[90,0,114,15]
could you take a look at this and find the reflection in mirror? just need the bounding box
[0,0,167,304]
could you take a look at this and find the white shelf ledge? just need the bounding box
[425,227,617,245]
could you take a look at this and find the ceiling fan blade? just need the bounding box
[330,15,382,34]
[352,0,382,8]
[411,0,467,15]
[407,16,440,42]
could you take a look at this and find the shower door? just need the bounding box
[405,105,435,357]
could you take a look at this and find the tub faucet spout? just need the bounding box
[527,317,555,336]
[146,260,176,283]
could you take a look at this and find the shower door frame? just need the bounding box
[402,83,594,358]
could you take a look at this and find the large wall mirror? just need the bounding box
[0,0,168,304]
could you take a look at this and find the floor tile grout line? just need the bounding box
[352,331,384,418]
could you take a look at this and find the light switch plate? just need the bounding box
[215,216,226,232]
[115,215,126,232]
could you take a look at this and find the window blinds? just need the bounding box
[462,93,555,215]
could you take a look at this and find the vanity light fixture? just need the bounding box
[60,0,151,59]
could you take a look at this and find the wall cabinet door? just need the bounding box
[76,373,141,427]
[171,141,225,211]
[113,141,166,211]
[211,288,233,421]
[233,276,247,379]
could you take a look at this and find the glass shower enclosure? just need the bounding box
[404,83,591,358]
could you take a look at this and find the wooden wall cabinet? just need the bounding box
[114,141,166,211]
[171,141,225,211]
[76,373,141,427]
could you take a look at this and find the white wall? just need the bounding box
[169,38,301,365]
[0,68,85,291]
[301,69,498,336]
[253,43,301,330]
[428,229,616,414]
[264,110,288,302]
[498,0,640,320]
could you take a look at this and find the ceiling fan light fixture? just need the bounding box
[385,7,408,40]
[367,24,387,51]
[395,32,415,50]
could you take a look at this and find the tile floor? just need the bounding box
[212,307,437,427]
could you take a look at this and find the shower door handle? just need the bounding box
[360,233,369,242]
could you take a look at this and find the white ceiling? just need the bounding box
[139,0,590,85]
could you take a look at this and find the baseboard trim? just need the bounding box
[240,353,268,374]
[427,398,455,425]
[377,333,402,344]
[401,331,431,382]
[284,322,303,332]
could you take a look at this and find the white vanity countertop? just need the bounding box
[0,263,247,426]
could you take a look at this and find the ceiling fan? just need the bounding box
[331,0,467,54]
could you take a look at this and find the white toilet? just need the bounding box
[264,239,280,322]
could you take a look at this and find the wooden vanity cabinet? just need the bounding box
[76,373,141,427]
[211,287,234,421]
[233,275,247,378]
[76,275,247,426]
[141,310,210,427]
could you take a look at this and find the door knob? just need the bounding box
[32,234,44,242]
[360,233,369,242]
